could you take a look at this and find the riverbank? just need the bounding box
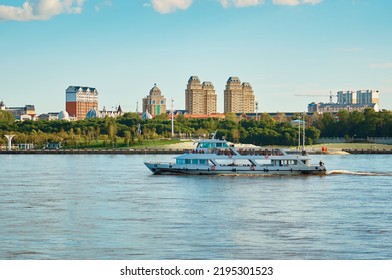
[1,141,391,155]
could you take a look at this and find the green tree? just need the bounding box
[0,110,15,123]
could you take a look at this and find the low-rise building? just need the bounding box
[0,102,36,120]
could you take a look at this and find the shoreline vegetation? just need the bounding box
[1,109,391,154]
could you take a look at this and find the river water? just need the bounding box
[0,153,391,260]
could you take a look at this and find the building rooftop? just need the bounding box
[202,81,214,88]
[142,110,153,120]
[85,108,101,119]
[149,83,162,95]
[188,76,200,83]
[227,77,241,83]
[67,86,97,93]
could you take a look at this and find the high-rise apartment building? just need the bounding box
[309,89,380,113]
[202,81,217,115]
[142,83,166,116]
[337,90,379,106]
[185,76,217,115]
[337,91,356,104]
[356,90,379,106]
[224,77,255,114]
[66,86,98,120]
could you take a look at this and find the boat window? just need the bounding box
[185,159,191,164]
[201,142,212,148]
[216,143,223,147]
[200,159,208,165]
[192,159,198,164]
[176,159,184,164]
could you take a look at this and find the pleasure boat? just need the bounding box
[144,138,326,175]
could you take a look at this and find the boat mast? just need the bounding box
[302,112,305,151]
[298,116,301,150]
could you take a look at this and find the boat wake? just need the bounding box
[327,170,392,176]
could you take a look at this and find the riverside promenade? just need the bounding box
[0,148,187,155]
[1,148,392,155]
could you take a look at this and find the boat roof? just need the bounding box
[194,138,228,143]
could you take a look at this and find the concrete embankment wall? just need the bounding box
[342,149,392,154]
[0,149,187,155]
[0,148,282,155]
[2,148,392,155]
[317,137,392,144]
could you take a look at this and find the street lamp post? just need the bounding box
[171,98,174,138]
[5,135,15,151]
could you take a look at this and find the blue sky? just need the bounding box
[1,0,391,114]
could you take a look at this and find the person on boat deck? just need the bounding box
[319,160,324,166]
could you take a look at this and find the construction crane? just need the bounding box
[294,91,336,103]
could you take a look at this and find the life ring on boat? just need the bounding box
[228,153,233,158]
[265,154,269,159]
[211,166,216,171]
[250,165,255,171]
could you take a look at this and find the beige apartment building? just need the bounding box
[224,77,255,114]
[143,83,167,116]
[185,76,217,115]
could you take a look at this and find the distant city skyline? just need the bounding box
[1,0,391,114]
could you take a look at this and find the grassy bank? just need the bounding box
[61,138,183,150]
[53,139,392,152]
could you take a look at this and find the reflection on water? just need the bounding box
[0,154,391,259]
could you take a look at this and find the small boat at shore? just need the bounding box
[144,138,326,176]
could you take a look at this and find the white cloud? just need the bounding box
[148,0,322,13]
[0,0,85,21]
[151,0,193,14]
[219,0,264,8]
[95,0,113,13]
[303,0,322,4]
[272,0,322,5]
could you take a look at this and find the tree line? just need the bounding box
[313,109,392,139]
[0,109,391,148]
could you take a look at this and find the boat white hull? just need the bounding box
[144,162,326,176]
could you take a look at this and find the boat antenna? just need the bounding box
[211,130,218,139]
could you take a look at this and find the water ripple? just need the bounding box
[0,154,392,259]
